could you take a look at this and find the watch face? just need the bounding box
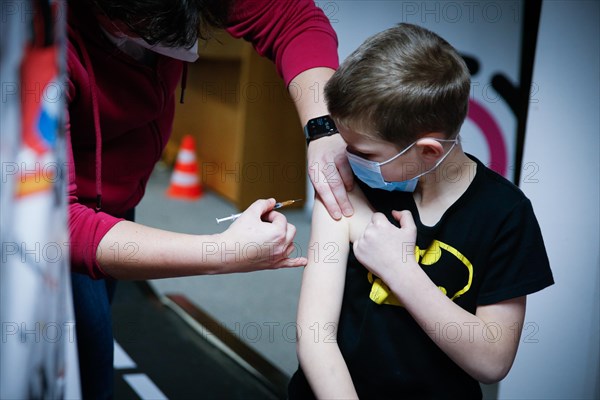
[307,115,337,137]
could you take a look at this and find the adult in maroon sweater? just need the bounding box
[66,0,351,397]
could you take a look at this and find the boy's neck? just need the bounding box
[412,147,476,226]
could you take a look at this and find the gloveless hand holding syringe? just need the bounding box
[215,199,303,224]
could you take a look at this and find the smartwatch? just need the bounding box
[304,115,339,145]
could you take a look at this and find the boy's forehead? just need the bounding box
[339,125,384,146]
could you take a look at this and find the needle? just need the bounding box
[215,199,303,224]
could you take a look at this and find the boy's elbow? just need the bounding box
[296,333,318,360]
[296,334,310,364]
[478,372,506,385]
[296,332,334,367]
[476,361,512,384]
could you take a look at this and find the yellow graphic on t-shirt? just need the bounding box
[368,240,473,306]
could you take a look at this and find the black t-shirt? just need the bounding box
[289,155,554,399]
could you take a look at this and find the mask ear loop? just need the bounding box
[378,141,417,167]
[385,137,459,183]
[346,135,458,169]
[406,136,460,161]
[419,139,460,178]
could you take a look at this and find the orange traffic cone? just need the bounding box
[166,134,203,200]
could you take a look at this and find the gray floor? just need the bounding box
[136,164,311,376]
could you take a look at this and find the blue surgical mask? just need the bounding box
[346,138,458,192]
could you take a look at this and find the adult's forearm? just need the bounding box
[289,67,336,126]
[96,220,224,279]
[95,198,307,280]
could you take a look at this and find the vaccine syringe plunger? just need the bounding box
[215,199,303,224]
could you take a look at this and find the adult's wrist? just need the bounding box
[304,114,339,145]
[196,233,228,275]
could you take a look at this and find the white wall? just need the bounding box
[501,1,600,398]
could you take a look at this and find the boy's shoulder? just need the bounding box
[463,154,535,219]
[344,185,378,243]
[468,154,528,202]
[311,185,375,244]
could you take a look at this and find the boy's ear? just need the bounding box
[415,136,445,162]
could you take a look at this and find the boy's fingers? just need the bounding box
[392,210,415,229]
[371,212,389,226]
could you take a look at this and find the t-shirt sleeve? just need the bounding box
[225,0,339,86]
[477,198,554,305]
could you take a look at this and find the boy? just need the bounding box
[288,23,554,399]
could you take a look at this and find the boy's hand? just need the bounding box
[218,199,307,272]
[353,210,417,283]
[307,134,354,220]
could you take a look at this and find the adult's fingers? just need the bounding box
[273,256,308,269]
[335,151,355,193]
[244,198,276,218]
[284,222,296,245]
[326,166,354,217]
[277,223,297,258]
[264,210,287,230]
[311,167,343,220]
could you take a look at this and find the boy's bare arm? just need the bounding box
[296,196,357,399]
[395,265,525,384]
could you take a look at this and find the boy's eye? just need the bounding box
[347,147,371,158]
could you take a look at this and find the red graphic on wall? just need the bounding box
[467,98,508,177]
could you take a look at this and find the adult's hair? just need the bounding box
[325,23,470,147]
[90,0,234,47]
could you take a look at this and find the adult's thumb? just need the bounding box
[246,198,276,217]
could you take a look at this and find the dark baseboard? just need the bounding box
[133,281,289,399]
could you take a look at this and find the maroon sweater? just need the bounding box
[66,0,339,278]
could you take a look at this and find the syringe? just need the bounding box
[215,199,303,224]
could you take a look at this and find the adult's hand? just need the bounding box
[288,67,354,220]
[307,134,354,220]
[218,198,307,272]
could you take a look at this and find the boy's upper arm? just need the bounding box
[297,186,373,340]
[296,196,351,335]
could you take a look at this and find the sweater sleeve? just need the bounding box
[225,0,339,86]
[65,75,122,280]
